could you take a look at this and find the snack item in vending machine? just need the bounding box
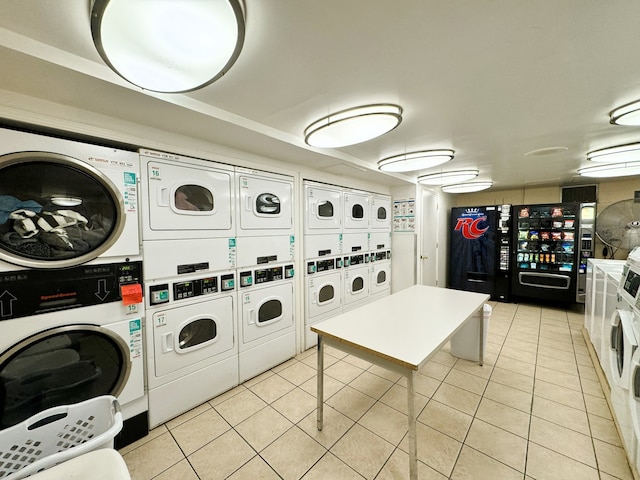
[551,207,563,217]
[564,232,574,241]
[519,207,530,218]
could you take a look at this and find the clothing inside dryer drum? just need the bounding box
[0,160,119,261]
[178,318,217,349]
[317,201,333,217]
[174,185,213,212]
[0,330,127,429]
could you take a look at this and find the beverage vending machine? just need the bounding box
[449,205,512,301]
[511,202,594,303]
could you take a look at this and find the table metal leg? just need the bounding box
[316,335,324,431]
[407,369,418,480]
[479,308,484,367]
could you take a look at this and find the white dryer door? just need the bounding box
[238,174,293,231]
[344,267,370,305]
[305,184,342,232]
[371,195,391,231]
[152,297,235,377]
[241,282,294,344]
[344,192,370,230]
[307,273,342,318]
[370,263,390,295]
[145,160,233,232]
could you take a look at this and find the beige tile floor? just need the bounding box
[120,301,636,479]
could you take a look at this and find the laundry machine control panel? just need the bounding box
[349,254,366,265]
[373,251,391,261]
[239,264,294,288]
[149,273,235,305]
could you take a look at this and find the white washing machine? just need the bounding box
[304,181,342,234]
[343,254,370,312]
[0,264,146,446]
[235,168,295,269]
[237,263,295,382]
[370,250,392,300]
[305,256,343,349]
[371,194,392,231]
[592,262,626,361]
[610,248,640,461]
[586,259,624,342]
[342,232,369,256]
[146,270,238,428]
[304,233,342,260]
[0,128,140,270]
[343,189,370,231]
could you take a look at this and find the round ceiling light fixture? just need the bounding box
[304,104,402,148]
[610,100,640,126]
[91,0,245,93]
[586,143,640,163]
[441,181,493,193]
[378,149,454,173]
[417,169,479,186]
[578,161,640,178]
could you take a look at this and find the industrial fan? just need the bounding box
[595,199,640,258]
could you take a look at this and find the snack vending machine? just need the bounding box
[449,205,512,301]
[511,202,592,303]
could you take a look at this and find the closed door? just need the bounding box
[306,272,342,319]
[144,159,233,233]
[241,282,294,344]
[370,262,390,294]
[238,173,293,232]
[344,191,370,230]
[344,266,369,305]
[305,184,342,232]
[371,195,391,231]
[152,296,235,377]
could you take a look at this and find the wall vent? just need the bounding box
[561,184,597,203]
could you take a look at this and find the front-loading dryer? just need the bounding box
[371,194,392,231]
[304,181,342,234]
[370,250,391,300]
[0,128,140,270]
[343,189,370,231]
[146,270,238,427]
[139,149,235,241]
[237,263,295,382]
[343,254,370,312]
[305,256,343,349]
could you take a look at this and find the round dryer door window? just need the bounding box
[0,152,124,269]
[0,325,131,429]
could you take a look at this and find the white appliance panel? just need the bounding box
[371,195,392,231]
[140,150,234,239]
[237,171,293,233]
[370,232,392,251]
[304,183,342,233]
[343,191,370,230]
[240,282,294,346]
[304,234,341,259]
[342,232,369,254]
[370,261,391,296]
[344,264,370,307]
[236,235,294,269]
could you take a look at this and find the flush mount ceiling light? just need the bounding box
[586,143,640,163]
[417,169,479,186]
[304,104,402,148]
[578,161,640,178]
[610,100,640,126]
[377,149,454,173]
[441,181,493,193]
[91,0,245,93]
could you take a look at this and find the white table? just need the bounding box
[311,285,489,480]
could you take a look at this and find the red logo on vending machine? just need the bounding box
[454,208,489,239]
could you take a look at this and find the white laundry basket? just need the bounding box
[0,395,123,479]
[450,304,492,362]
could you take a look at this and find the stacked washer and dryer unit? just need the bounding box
[140,150,296,427]
[0,128,148,447]
[303,181,392,349]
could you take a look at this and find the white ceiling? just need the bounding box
[1,0,640,189]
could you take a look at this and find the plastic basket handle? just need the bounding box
[26,404,71,431]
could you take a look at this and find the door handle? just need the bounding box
[162,332,174,353]
[420,255,428,260]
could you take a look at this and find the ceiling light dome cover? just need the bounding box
[578,161,640,178]
[417,169,479,186]
[441,181,493,193]
[586,143,640,163]
[304,104,403,148]
[91,0,245,93]
[378,149,454,173]
[610,100,640,126]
